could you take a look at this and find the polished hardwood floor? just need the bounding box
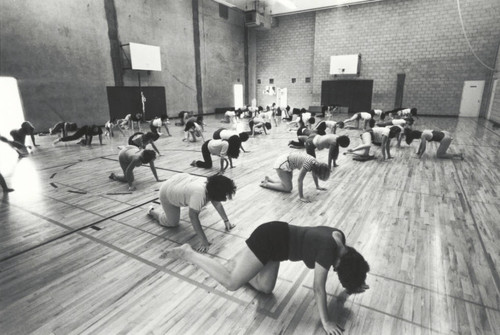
[0,113,499,334]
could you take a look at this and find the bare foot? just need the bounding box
[264,176,271,182]
[224,221,235,231]
[160,244,192,259]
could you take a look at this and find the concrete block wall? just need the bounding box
[0,0,246,130]
[255,0,500,115]
[256,12,316,109]
[199,1,246,114]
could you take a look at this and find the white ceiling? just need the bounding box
[213,0,384,16]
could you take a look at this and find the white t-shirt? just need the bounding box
[372,127,390,144]
[360,112,372,120]
[161,173,207,211]
[219,129,238,140]
[208,139,229,157]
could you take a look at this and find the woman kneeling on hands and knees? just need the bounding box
[148,173,236,253]
[161,221,370,334]
[260,152,330,203]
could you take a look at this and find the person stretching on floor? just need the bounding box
[314,120,345,135]
[127,131,161,156]
[376,118,414,147]
[191,137,241,173]
[10,121,39,149]
[1,133,30,158]
[183,118,205,142]
[345,126,401,161]
[304,134,350,169]
[249,116,271,136]
[104,119,126,138]
[161,221,370,335]
[49,121,78,138]
[109,146,162,191]
[213,128,250,153]
[343,112,373,130]
[149,115,171,136]
[404,128,463,160]
[260,152,330,203]
[148,173,236,253]
[53,125,103,145]
[119,113,143,131]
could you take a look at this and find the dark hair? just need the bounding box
[410,108,417,116]
[239,132,249,142]
[388,126,401,138]
[258,106,264,111]
[337,121,345,129]
[206,174,236,201]
[312,162,330,181]
[143,132,159,142]
[308,117,315,125]
[140,149,156,163]
[21,121,35,133]
[404,129,423,145]
[368,119,376,128]
[227,135,241,159]
[196,116,204,124]
[405,117,414,126]
[337,246,370,293]
[369,110,375,118]
[160,114,169,121]
[265,122,272,130]
[380,112,387,121]
[337,135,350,148]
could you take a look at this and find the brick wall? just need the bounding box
[256,12,316,109]
[256,0,500,115]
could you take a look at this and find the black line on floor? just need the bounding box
[0,198,158,263]
[50,182,58,188]
[50,173,57,179]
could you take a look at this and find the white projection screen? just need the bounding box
[129,43,162,71]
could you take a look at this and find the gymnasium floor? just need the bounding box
[0,113,499,334]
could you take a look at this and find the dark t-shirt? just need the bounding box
[288,225,345,269]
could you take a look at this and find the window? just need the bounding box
[305,77,311,83]
[234,84,243,109]
[219,4,228,19]
[291,78,296,83]
[257,79,261,84]
[0,77,25,136]
[269,78,274,84]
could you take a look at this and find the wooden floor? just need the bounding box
[0,114,499,335]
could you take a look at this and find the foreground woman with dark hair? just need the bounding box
[148,173,236,253]
[109,146,162,191]
[161,221,369,334]
[404,128,463,159]
[191,137,241,173]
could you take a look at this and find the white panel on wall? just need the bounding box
[129,43,162,71]
[329,54,360,75]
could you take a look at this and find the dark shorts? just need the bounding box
[213,128,223,139]
[245,221,289,265]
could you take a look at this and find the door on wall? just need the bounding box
[459,80,484,117]
[277,88,287,107]
[234,84,243,109]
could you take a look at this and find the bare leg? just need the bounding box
[0,173,14,193]
[436,136,463,159]
[248,261,280,294]
[161,244,266,292]
[261,169,293,193]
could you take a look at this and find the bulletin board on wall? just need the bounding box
[321,80,373,113]
[106,86,167,121]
